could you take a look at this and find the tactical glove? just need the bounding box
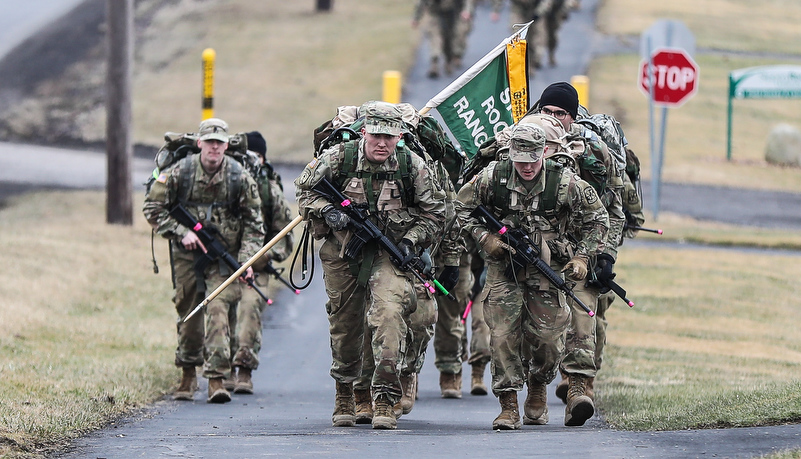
[437,265,460,293]
[398,238,416,268]
[594,253,616,283]
[562,255,588,281]
[321,204,350,231]
[479,232,516,259]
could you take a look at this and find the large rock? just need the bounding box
[765,123,801,167]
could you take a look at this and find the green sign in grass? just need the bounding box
[727,65,801,159]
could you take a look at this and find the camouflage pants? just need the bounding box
[229,272,270,370]
[559,280,599,378]
[509,0,547,71]
[170,249,205,368]
[422,7,472,74]
[467,286,491,366]
[542,0,568,65]
[434,251,473,374]
[484,259,570,395]
[319,238,416,404]
[202,271,243,379]
[355,281,436,391]
[594,290,616,371]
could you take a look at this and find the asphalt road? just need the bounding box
[4,1,801,458]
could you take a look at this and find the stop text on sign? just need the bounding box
[638,48,699,107]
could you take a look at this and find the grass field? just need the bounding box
[2,0,801,457]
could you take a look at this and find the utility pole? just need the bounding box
[106,0,133,225]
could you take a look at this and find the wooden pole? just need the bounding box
[106,0,133,225]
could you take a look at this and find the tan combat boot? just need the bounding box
[492,391,522,430]
[354,388,373,424]
[173,366,198,401]
[207,377,232,404]
[439,371,462,399]
[523,378,549,425]
[586,376,595,400]
[470,362,488,396]
[400,373,417,415]
[234,367,254,394]
[554,369,569,405]
[372,394,397,430]
[332,381,356,427]
[223,367,237,392]
[564,374,595,426]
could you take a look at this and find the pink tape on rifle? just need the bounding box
[341,199,351,207]
[498,226,507,235]
[193,223,203,231]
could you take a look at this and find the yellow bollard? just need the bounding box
[202,48,216,120]
[571,75,590,111]
[382,70,402,104]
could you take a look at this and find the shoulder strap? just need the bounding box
[491,158,512,214]
[539,159,563,213]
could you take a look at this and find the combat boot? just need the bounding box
[207,377,232,404]
[400,373,417,415]
[586,376,595,400]
[564,374,595,426]
[332,381,356,427]
[223,367,236,392]
[234,367,254,394]
[354,388,373,424]
[470,362,488,396]
[372,394,397,430]
[492,391,521,430]
[554,369,569,404]
[173,366,198,401]
[523,377,549,425]
[439,370,462,399]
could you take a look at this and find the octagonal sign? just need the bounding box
[639,48,699,107]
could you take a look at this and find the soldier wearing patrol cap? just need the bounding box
[143,117,265,404]
[295,101,446,430]
[455,122,608,430]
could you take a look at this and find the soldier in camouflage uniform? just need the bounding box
[413,0,476,78]
[456,123,608,430]
[295,101,446,430]
[143,118,265,404]
[490,0,552,74]
[225,131,295,395]
[531,82,626,426]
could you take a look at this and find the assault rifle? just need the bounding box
[624,209,663,235]
[470,205,594,317]
[587,269,634,307]
[259,260,300,295]
[312,176,455,300]
[169,204,272,317]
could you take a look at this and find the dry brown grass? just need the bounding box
[133,0,417,163]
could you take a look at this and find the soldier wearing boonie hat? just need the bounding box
[360,101,404,136]
[508,123,547,163]
[198,118,230,142]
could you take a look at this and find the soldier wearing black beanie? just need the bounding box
[538,82,579,120]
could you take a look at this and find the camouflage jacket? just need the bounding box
[294,139,446,255]
[143,154,265,266]
[565,123,626,259]
[456,160,608,268]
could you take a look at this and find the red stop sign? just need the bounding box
[638,48,699,107]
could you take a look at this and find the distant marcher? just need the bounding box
[225,131,295,395]
[143,118,265,404]
[414,0,476,78]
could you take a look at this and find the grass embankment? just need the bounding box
[589,0,801,434]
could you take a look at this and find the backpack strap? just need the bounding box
[177,156,243,214]
[335,140,415,212]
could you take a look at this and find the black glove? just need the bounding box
[594,253,616,284]
[437,265,460,293]
[321,204,350,231]
[398,238,416,268]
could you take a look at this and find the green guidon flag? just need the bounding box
[423,22,532,159]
